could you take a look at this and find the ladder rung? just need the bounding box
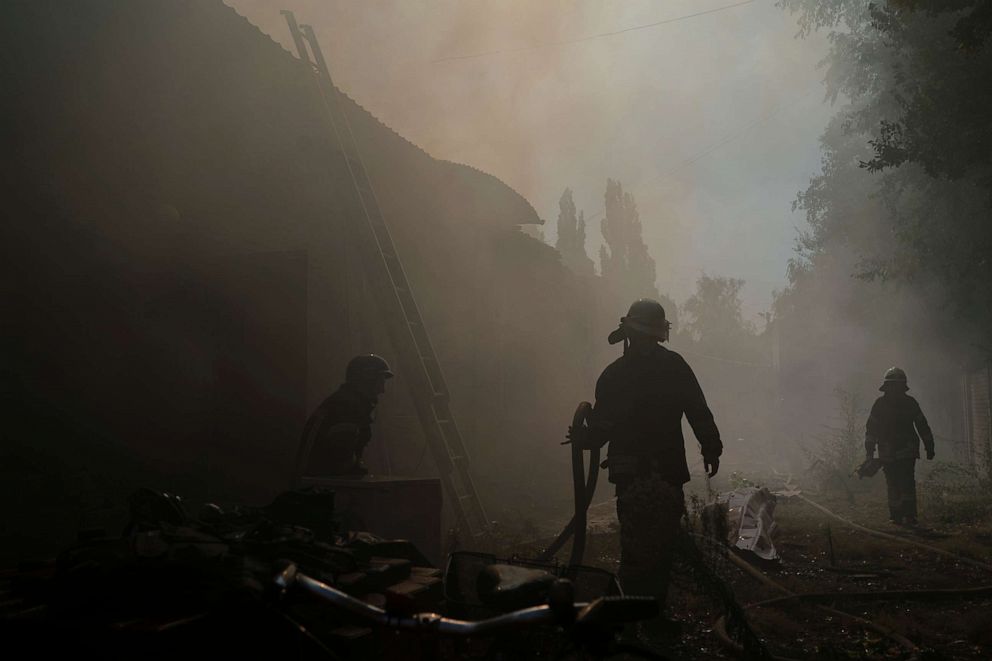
[298,20,487,536]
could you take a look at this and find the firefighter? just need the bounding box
[865,367,935,526]
[297,354,393,478]
[571,299,722,635]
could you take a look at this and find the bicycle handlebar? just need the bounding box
[275,564,656,636]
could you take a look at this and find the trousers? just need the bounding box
[882,458,917,522]
[616,473,685,607]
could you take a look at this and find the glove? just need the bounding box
[567,425,604,450]
[704,456,719,478]
[926,449,935,460]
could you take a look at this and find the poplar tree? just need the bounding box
[555,188,595,277]
[599,179,658,299]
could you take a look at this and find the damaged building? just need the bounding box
[1,0,607,563]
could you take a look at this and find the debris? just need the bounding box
[718,487,780,561]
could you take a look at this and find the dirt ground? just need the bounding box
[504,482,992,660]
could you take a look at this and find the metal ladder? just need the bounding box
[281,11,488,539]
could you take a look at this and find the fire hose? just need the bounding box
[536,402,599,567]
[712,493,992,659]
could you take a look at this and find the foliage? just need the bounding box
[919,460,992,522]
[599,179,658,300]
[554,188,595,278]
[680,274,767,365]
[728,471,758,490]
[682,275,756,345]
[804,388,866,496]
[778,0,992,335]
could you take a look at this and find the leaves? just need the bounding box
[781,0,992,336]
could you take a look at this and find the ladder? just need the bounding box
[281,11,489,539]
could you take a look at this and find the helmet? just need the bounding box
[345,354,394,383]
[608,298,671,344]
[880,366,908,392]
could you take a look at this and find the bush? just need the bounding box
[803,388,867,499]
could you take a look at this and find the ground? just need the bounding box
[500,478,992,660]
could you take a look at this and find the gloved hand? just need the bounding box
[567,425,603,450]
[926,449,935,460]
[704,456,719,478]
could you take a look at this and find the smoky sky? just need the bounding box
[226,0,833,318]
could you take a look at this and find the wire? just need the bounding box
[433,0,756,64]
[658,84,821,180]
[571,83,821,227]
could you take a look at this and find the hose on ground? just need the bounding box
[797,494,992,573]
[716,548,919,656]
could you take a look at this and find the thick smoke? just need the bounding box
[226,0,833,315]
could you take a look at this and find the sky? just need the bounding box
[226,0,834,319]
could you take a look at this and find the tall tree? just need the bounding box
[779,0,992,337]
[555,188,595,277]
[599,179,658,299]
[682,274,757,354]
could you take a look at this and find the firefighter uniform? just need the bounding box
[297,355,393,477]
[590,300,722,612]
[865,367,935,524]
[300,383,376,476]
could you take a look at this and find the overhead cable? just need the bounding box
[433,0,756,64]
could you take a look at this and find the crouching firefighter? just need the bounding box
[865,367,935,526]
[569,299,723,634]
[296,354,394,479]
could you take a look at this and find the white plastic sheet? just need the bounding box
[718,487,780,561]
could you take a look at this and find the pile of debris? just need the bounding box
[0,487,441,659]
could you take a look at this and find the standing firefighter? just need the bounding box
[865,367,935,526]
[297,354,394,478]
[572,299,722,635]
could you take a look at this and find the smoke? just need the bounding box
[226,0,833,317]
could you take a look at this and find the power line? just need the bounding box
[577,82,820,225]
[658,83,820,179]
[432,0,756,64]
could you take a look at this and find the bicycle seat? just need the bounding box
[476,564,555,611]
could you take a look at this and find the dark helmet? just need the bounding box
[880,366,908,392]
[608,298,671,344]
[345,354,394,383]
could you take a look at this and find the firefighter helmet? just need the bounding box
[345,354,394,383]
[608,298,671,344]
[880,366,909,392]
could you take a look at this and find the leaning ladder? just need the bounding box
[281,11,488,539]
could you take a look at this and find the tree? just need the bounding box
[554,188,595,277]
[681,274,757,355]
[599,179,658,299]
[779,0,992,337]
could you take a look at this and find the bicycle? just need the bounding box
[274,562,670,660]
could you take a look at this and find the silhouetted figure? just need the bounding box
[297,354,393,478]
[865,367,934,526]
[572,299,722,637]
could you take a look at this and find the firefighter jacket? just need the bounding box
[300,383,375,475]
[591,344,722,486]
[865,392,934,461]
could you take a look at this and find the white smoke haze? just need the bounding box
[226,0,833,318]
